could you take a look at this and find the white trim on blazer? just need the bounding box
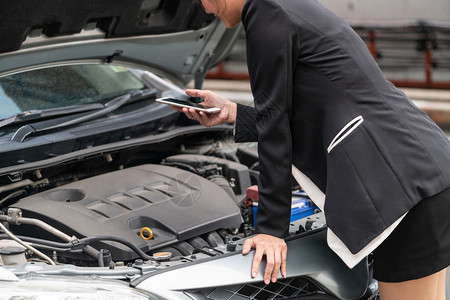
[327,115,364,153]
[291,165,407,269]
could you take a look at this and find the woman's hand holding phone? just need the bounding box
[173,89,237,127]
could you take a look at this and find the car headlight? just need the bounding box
[0,274,154,300]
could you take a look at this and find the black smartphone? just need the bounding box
[155,97,221,113]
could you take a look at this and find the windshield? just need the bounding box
[0,65,145,119]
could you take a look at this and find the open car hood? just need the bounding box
[0,0,240,85]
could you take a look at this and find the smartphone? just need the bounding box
[155,97,221,113]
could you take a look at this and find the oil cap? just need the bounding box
[152,251,172,261]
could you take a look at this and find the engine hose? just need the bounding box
[0,234,74,248]
[0,190,27,205]
[225,152,240,163]
[0,213,100,261]
[79,236,154,261]
[207,175,236,202]
[250,161,259,171]
[0,179,34,193]
[0,234,154,261]
[0,223,55,265]
[29,243,83,254]
[161,161,198,174]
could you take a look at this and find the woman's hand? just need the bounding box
[242,234,287,284]
[173,89,237,127]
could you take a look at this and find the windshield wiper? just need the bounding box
[10,88,158,142]
[42,88,157,130]
[0,103,104,129]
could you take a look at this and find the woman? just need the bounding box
[178,0,450,298]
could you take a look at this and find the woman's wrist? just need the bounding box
[228,102,237,123]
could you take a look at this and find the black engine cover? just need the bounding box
[12,164,242,261]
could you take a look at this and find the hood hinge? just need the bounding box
[105,50,123,64]
[194,51,215,90]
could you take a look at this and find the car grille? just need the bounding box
[185,276,338,300]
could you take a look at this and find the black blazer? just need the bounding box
[235,0,450,255]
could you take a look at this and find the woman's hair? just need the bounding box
[191,0,227,17]
[190,0,203,11]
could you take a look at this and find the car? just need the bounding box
[0,1,378,299]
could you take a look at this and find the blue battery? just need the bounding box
[252,193,318,226]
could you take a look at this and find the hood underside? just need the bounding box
[1,0,214,53]
[0,0,240,84]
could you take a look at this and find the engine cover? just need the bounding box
[12,164,242,261]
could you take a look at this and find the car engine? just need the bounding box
[10,161,244,263]
[0,144,257,267]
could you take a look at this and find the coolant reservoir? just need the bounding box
[0,240,27,265]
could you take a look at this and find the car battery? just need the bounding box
[246,186,318,226]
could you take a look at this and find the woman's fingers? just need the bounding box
[242,237,254,255]
[185,88,201,97]
[180,89,237,125]
[264,248,275,284]
[242,234,288,284]
[186,89,226,108]
[181,107,195,119]
[185,89,212,104]
[185,88,211,98]
[281,246,287,278]
[272,248,282,282]
[252,244,265,280]
[198,111,211,125]
[180,107,215,127]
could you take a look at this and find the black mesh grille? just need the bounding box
[185,277,337,300]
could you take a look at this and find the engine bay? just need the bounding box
[0,133,260,267]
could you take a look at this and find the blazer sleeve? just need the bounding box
[235,103,258,142]
[242,0,299,238]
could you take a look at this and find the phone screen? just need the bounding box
[156,97,220,113]
[161,98,205,108]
